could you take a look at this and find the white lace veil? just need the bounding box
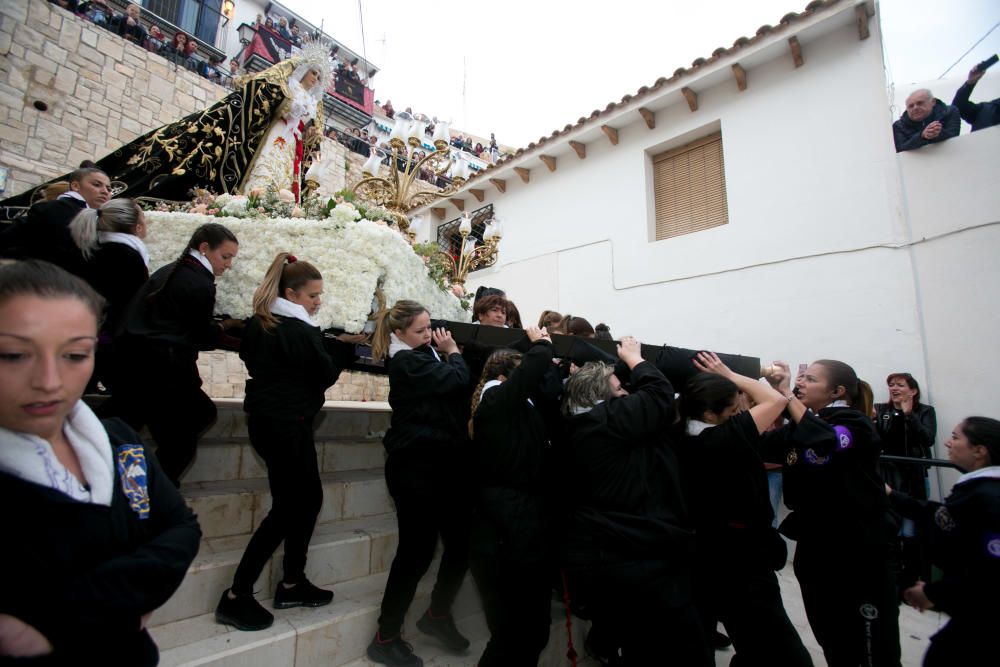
[290,39,334,105]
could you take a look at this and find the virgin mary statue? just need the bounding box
[0,40,333,207]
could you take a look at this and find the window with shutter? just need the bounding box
[652,132,729,241]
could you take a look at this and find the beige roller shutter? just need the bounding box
[653,132,729,241]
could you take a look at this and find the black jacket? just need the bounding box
[560,361,693,565]
[875,401,936,499]
[890,471,1000,619]
[120,255,221,359]
[0,197,87,275]
[892,99,961,152]
[678,412,786,570]
[383,345,471,455]
[471,341,555,563]
[81,241,149,341]
[763,407,888,546]
[952,80,1000,132]
[0,418,201,666]
[240,314,340,420]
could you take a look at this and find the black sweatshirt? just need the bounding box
[560,361,693,565]
[0,418,201,666]
[0,197,87,275]
[890,472,1000,619]
[240,314,340,420]
[892,99,961,152]
[81,242,149,341]
[762,407,888,546]
[120,255,221,358]
[383,345,471,455]
[951,79,1000,132]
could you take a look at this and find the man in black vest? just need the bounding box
[0,167,112,275]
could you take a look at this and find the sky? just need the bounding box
[282,0,1000,147]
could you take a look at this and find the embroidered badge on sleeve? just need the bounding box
[985,533,1000,559]
[115,444,150,520]
[832,425,853,451]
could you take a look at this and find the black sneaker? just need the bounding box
[215,589,274,631]
[366,632,424,667]
[273,579,334,609]
[416,609,470,653]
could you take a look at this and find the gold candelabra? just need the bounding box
[351,115,470,240]
[435,212,503,289]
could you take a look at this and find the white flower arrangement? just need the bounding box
[143,211,469,331]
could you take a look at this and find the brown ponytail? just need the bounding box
[814,359,872,415]
[468,348,522,438]
[252,252,322,332]
[371,299,428,361]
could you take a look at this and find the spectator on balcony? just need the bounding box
[277,17,293,42]
[474,142,484,155]
[952,65,1000,132]
[229,59,242,79]
[50,0,77,11]
[382,99,395,118]
[893,88,960,152]
[77,0,111,26]
[161,31,190,67]
[264,17,276,32]
[145,24,166,54]
[113,3,148,47]
[200,55,225,85]
[290,24,302,48]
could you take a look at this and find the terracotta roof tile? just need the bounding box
[430,0,845,195]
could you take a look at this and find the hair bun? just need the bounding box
[287,255,297,263]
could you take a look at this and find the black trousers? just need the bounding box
[470,548,551,666]
[923,619,992,667]
[231,414,323,595]
[377,451,470,638]
[565,558,712,667]
[697,562,813,667]
[105,340,216,486]
[794,538,901,667]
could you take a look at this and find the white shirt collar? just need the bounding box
[58,190,88,207]
[388,332,441,361]
[825,400,850,409]
[270,297,317,327]
[687,419,713,436]
[98,231,149,267]
[956,465,1000,485]
[188,248,214,275]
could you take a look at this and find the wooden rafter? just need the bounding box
[469,188,485,202]
[788,36,803,68]
[638,107,655,129]
[600,125,619,145]
[855,4,870,40]
[489,178,506,193]
[450,198,464,212]
[539,155,557,172]
[514,167,530,183]
[732,63,747,91]
[681,87,698,112]
[569,141,586,159]
[431,207,446,220]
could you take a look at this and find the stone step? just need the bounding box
[150,513,400,628]
[183,468,393,540]
[152,569,595,667]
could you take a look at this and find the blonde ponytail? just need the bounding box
[69,199,143,259]
[69,208,100,258]
[371,299,427,361]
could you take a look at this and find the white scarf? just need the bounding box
[388,332,440,361]
[58,190,88,207]
[188,248,214,275]
[956,465,1000,485]
[0,401,114,505]
[270,297,317,327]
[569,400,603,416]
[825,400,850,408]
[480,379,502,401]
[687,419,713,436]
[99,231,149,267]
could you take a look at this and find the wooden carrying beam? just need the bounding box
[469,188,485,202]
[431,207,446,220]
[514,167,530,183]
[788,36,803,68]
[539,155,557,172]
[681,87,698,112]
[601,125,619,145]
[450,198,464,211]
[732,63,747,91]
[855,3,870,40]
[638,107,655,129]
[569,141,586,159]
[489,178,506,193]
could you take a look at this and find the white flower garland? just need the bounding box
[143,212,469,332]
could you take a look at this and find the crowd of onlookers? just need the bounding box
[892,56,999,152]
[48,0,234,87]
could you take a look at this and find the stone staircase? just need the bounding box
[146,399,593,667]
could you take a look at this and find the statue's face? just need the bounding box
[301,69,320,90]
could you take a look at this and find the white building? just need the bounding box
[415,0,1000,493]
